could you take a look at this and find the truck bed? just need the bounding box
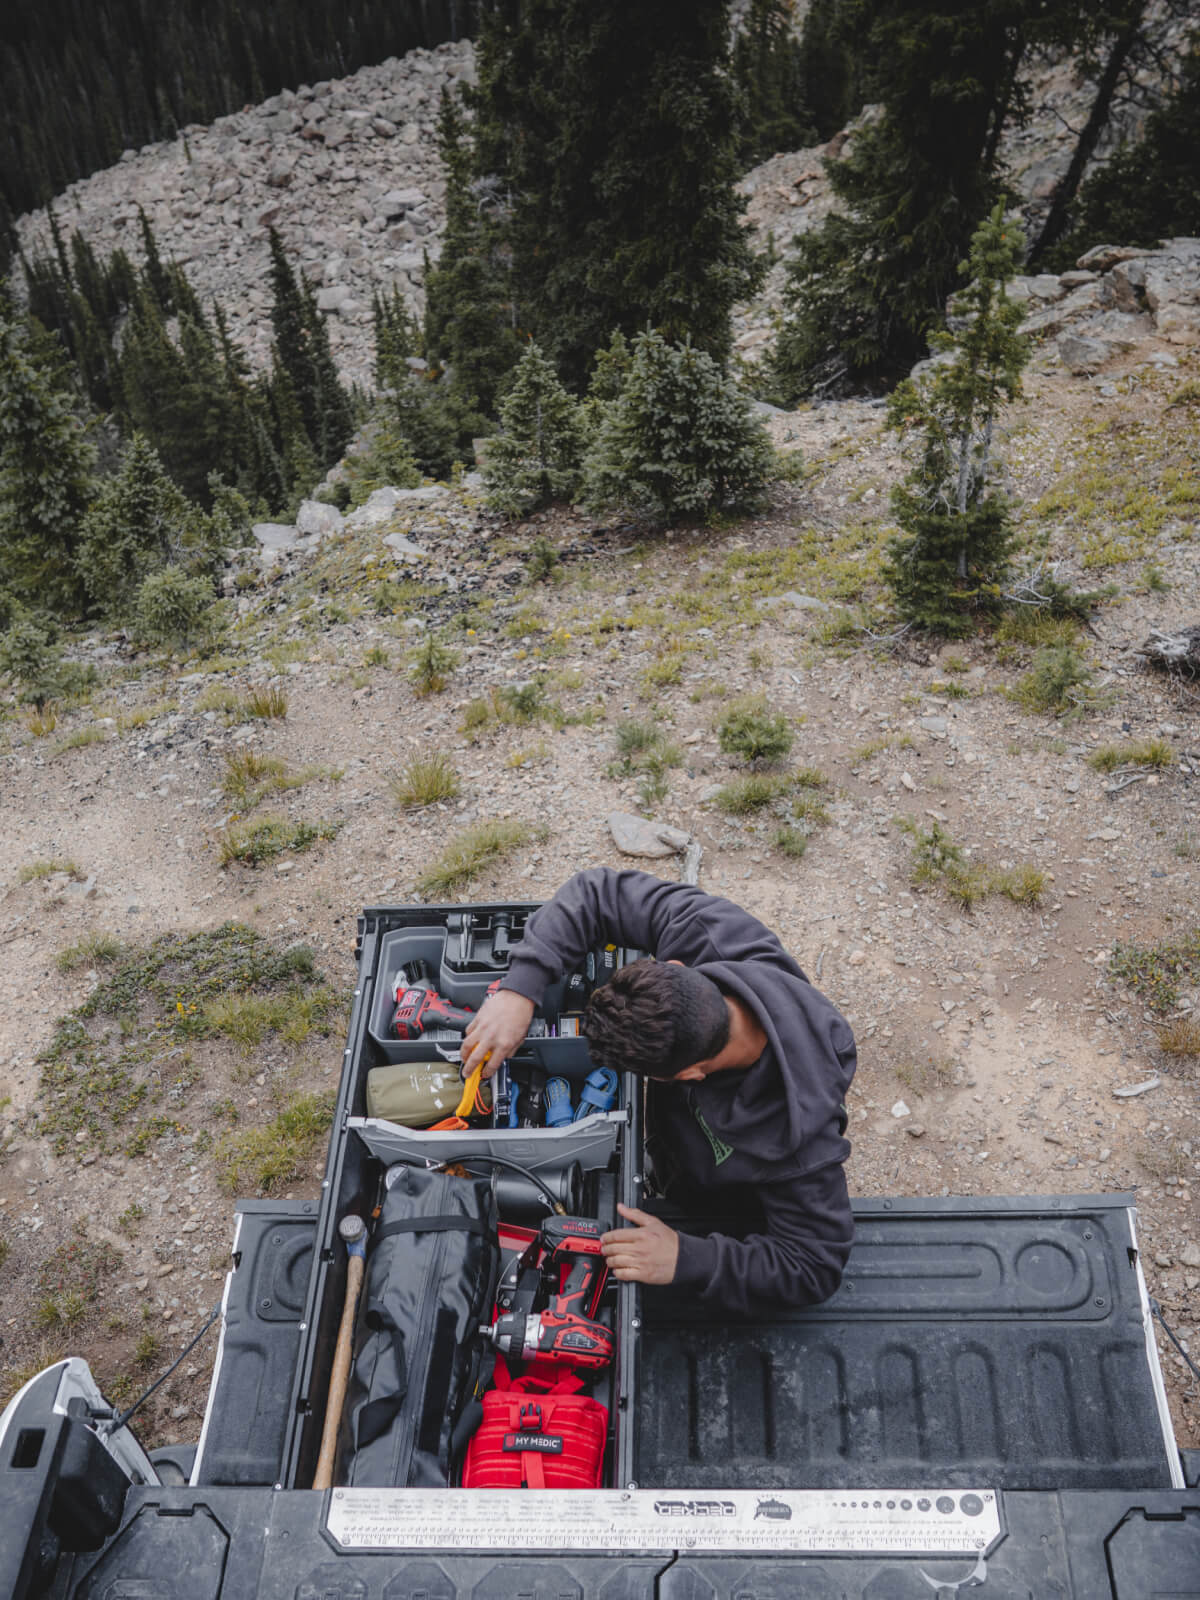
[3,899,1196,1598]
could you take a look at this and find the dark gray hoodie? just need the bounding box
[501,868,857,1313]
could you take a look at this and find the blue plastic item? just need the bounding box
[573,1066,618,1121]
[543,1076,574,1128]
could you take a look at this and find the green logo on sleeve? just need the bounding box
[692,1106,734,1167]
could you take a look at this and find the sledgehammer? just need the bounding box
[312,1213,367,1491]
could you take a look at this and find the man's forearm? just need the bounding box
[670,1165,854,1313]
[501,868,676,1004]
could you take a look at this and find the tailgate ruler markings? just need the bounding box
[326,1487,1001,1554]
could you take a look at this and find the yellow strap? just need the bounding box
[455,1060,487,1120]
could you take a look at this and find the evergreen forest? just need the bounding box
[1,0,1196,663]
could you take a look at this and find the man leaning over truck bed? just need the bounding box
[460,868,857,1314]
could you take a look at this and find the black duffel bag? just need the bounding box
[341,1165,499,1486]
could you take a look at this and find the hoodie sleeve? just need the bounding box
[502,866,797,1006]
[670,1161,853,1313]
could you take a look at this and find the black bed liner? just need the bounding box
[635,1194,1177,1493]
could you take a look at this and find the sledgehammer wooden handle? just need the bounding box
[313,1215,367,1491]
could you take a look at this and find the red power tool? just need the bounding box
[481,1215,613,1369]
[392,959,477,1040]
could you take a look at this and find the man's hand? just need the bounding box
[460,989,534,1080]
[601,1204,679,1285]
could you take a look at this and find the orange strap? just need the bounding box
[454,1061,489,1120]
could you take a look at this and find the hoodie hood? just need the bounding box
[688,958,856,1175]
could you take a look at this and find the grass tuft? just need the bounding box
[901,819,1044,910]
[717,696,793,765]
[416,819,544,898]
[243,687,289,720]
[1109,930,1200,1013]
[610,719,683,811]
[217,816,341,867]
[1010,645,1094,717]
[407,636,459,696]
[18,858,82,884]
[56,934,126,973]
[389,754,462,809]
[203,987,339,1053]
[53,725,107,755]
[774,826,809,859]
[215,1091,335,1195]
[1087,739,1174,773]
[221,752,339,809]
[852,732,915,763]
[1155,1016,1200,1058]
[713,770,826,817]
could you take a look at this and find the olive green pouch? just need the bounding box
[365,1063,468,1127]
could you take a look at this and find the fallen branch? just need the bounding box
[1105,772,1148,795]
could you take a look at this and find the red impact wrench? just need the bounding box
[480,1216,613,1368]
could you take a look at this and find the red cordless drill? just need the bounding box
[392,959,476,1040]
[480,1215,613,1369]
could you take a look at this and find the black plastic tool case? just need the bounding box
[281,900,644,1492]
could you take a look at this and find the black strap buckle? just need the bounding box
[518,1401,543,1432]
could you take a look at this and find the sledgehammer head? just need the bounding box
[338,1214,367,1258]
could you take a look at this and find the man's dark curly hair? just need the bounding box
[582,958,730,1079]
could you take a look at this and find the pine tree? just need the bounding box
[422,87,521,417]
[117,287,234,504]
[797,0,869,140]
[132,567,217,651]
[1047,35,1200,265]
[373,285,419,390]
[0,610,64,709]
[732,0,815,168]
[300,274,354,464]
[77,433,193,618]
[883,206,1029,634]
[268,228,353,473]
[584,329,774,523]
[484,341,586,517]
[769,2,1063,398]
[470,0,763,390]
[0,300,96,612]
[138,208,173,313]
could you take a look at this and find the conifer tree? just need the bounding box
[118,287,233,504]
[584,329,773,523]
[268,228,353,472]
[300,275,354,464]
[0,299,95,611]
[138,208,173,312]
[1047,35,1200,264]
[797,0,868,140]
[0,610,65,709]
[769,3,1051,397]
[883,206,1029,634]
[77,433,193,617]
[471,0,762,389]
[373,285,419,390]
[484,342,586,517]
[422,88,521,417]
[732,0,815,168]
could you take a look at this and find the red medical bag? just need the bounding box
[461,1366,608,1489]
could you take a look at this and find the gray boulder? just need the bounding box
[608,812,692,859]
[1057,334,1113,374]
[252,521,298,550]
[295,499,345,539]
